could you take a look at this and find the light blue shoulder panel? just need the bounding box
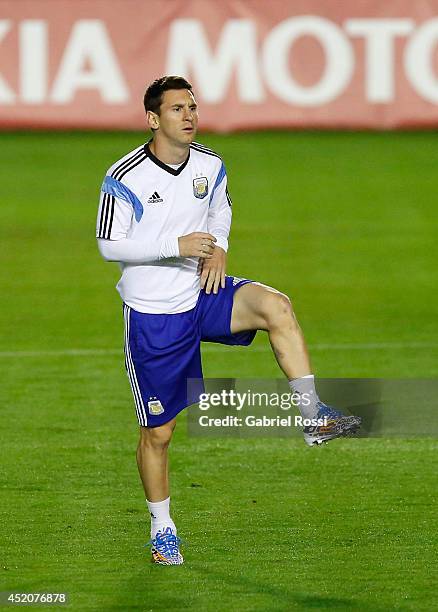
[101,176,144,222]
[208,163,226,207]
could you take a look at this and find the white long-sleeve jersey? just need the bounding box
[96,141,232,314]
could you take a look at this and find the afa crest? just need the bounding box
[193,177,209,199]
[148,399,164,415]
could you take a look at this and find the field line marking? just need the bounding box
[0,341,436,358]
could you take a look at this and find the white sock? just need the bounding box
[289,374,320,419]
[146,497,177,539]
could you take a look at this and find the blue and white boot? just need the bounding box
[303,402,362,446]
[148,526,184,565]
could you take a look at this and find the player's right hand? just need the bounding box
[178,232,217,258]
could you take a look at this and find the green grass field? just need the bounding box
[1,131,437,611]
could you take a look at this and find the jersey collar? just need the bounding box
[144,142,190,176]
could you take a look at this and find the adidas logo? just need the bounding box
[147,191,163,204]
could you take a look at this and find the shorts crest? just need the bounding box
[148,399,164,415]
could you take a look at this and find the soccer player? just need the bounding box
[96,76,361,565]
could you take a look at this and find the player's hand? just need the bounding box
[199,246,227,294]
[178,232,217,258]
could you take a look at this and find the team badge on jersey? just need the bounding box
[148,399,164,415]
[193,177,209,199]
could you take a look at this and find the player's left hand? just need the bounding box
[199,246,227,294]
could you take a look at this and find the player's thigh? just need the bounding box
[231,282,285,333]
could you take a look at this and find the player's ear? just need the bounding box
[146,110,160,130]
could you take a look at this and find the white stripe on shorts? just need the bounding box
[123,304,148,426]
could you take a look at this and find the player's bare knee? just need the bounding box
[139,424,173,452]
[264,292,295,330]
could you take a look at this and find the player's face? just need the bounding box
[154,89,199,146]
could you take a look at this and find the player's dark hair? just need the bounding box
[143,76,193,115]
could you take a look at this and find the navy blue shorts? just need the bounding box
[123,276,256,427]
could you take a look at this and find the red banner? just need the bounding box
[2,0,438,130]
